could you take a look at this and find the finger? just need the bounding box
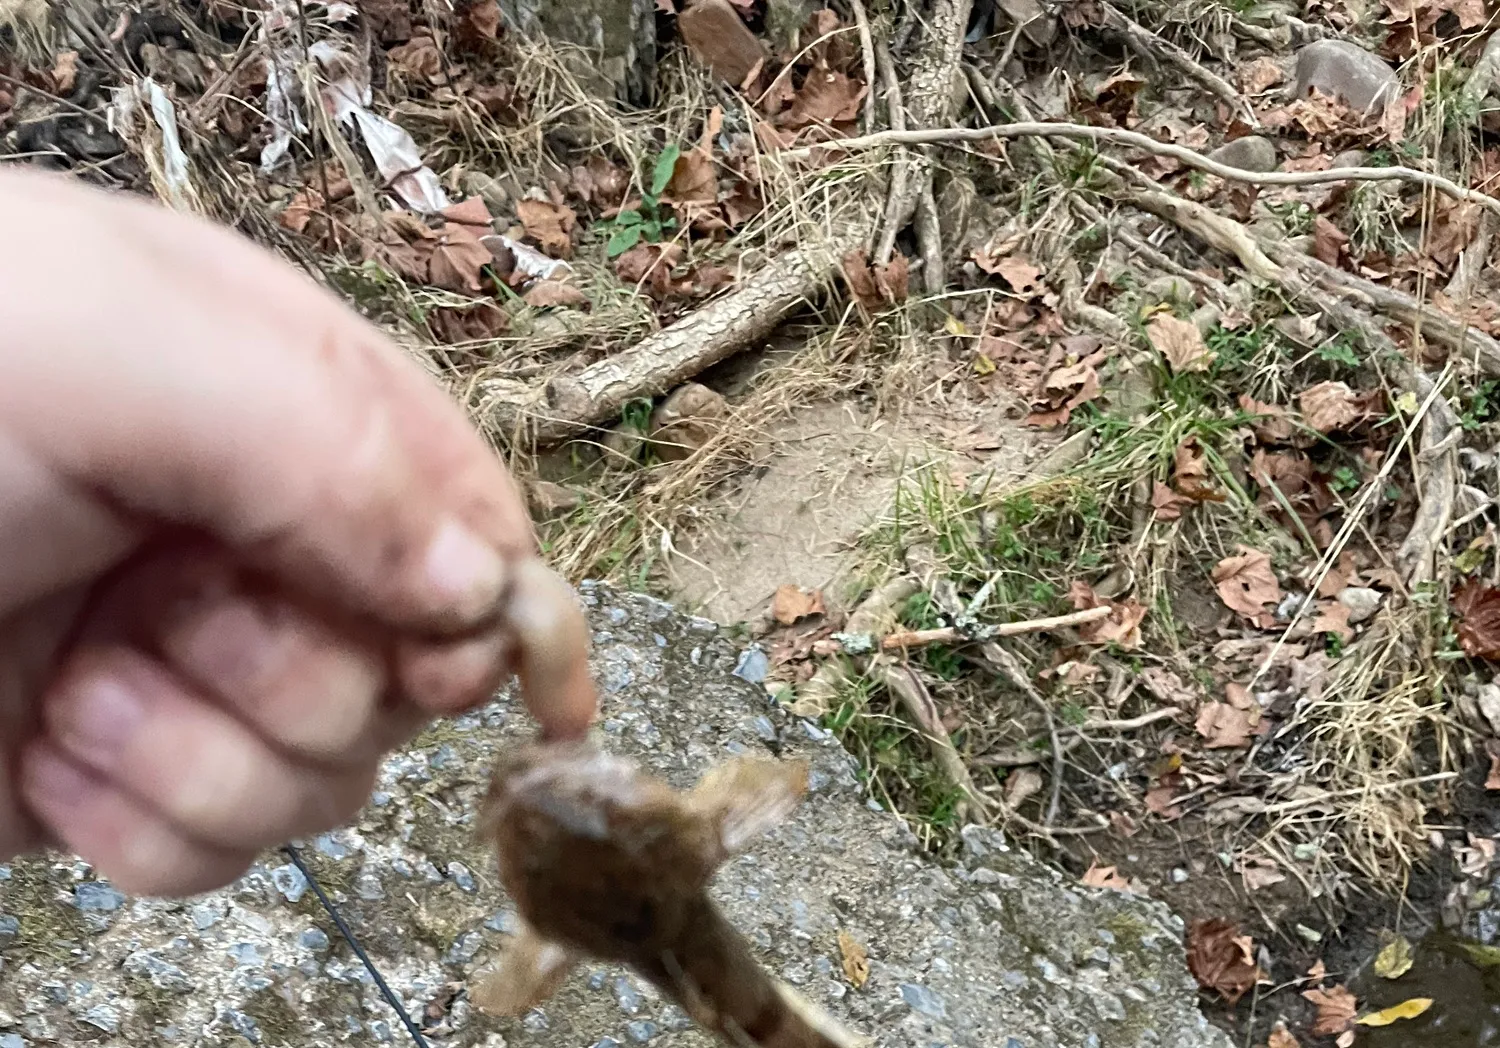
[37,646,377,850]
[20,743,256,896]
[156,573,388,765]
[502,560,598,740]
[0,170,532,635]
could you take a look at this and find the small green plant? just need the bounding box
[1207,322,1275,377]
[599,144,681,257]
[1268,200,1316,236]
[1330,465,1361,493]
[1317,334,1361,370]
[1461,378,1500,431]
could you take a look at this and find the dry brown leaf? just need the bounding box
[837,930,869,988]
[388,33,444,80]
[50,50,79,94]
[1299,380,1365,433]
[1238,56,1287,94]
[994,256,1045,296]
[1267,1023,1302,1048]
[772,584,826,625]
[1312,600,1353,641]
[1304,985,1358,1037]
[1171,440,1224,502]
[615,242,684,299]
[1487,754,1500,791]
[1067,580,1147,649]
[1152,482,1194,521]
[1238,394,1297,445]
[783,69,867,129]
[1004,767,1044,809]
[1236,854,1287,891]
[1212,547,1282,620]
[522,279,589,309]
[1196,702,1254,749]
[663,148,718,205]
[1187,919,1263,1004]
[427,300,508,343]
[1081,863,1137,892]
[1313,216,1350,268]
[1145,783,1182,819]
[841,249,908,310]
[516,198,577,259]
[1454,578,1500,659]
[1148,314,1215,373]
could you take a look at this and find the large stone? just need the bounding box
[1207,135,1278,173]
[498,0,656,105]
[0,584,1233,1048]
[1293,39,1398,115]
[648,382,729,461]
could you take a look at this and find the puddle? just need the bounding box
[1354,932,1500,1046]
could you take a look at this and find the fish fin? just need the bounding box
[469,926,577,1017]
[689,757,809,853]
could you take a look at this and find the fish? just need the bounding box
[470,735,870,1048]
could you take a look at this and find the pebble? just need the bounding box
[314,833,353,860]
[299,927,331,954]
[732,647,769,683]
[356,873,385,900]
[1170,868,1190,884]
[613,976,644,1015]
[0,1035,25,1048]
[900,983,948,1020]
[448,862,477,893]
[1207,135,1278,172]
[626,1019,659,1043]
[1337,586,1382,624]
[79,1005,120,1035]
[485,910,518,934]
[73,882,125,912]
[271,863,308,903]
[592,1039,623,1048]
[123,951,194,993]
[0,915,18,945]
[192,904,223,930]
[522,1009,550,1032]
[228,943,263,968]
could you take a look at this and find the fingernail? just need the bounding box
[54,675,145,772]
[424,517,507,622]
[23,747,96,811]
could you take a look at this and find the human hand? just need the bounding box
[0,170,596,896]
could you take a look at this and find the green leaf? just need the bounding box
[607,224,643,257]
[650,143,681,197]
[615,209,643,226]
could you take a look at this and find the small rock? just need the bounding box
[1207,135,1278,173]
[73,880,125,912]
[648,383,729,462]
[1293,40,1398,114]
[625,1019,659,1043]
[486,910,519,934]
[1479,682,1500,736]
[448,861,477,893]
[613,976,644,1014]
[1336,586,1382,624]
[1169,868,1190,884]
[79,1005,120,1035]
[1331,149,1367,168]
[900,983,949,1020]
[300,928,331,953]
[732,646,769,683]
[461,171,515,217]
[526,480,582,520]
[0,1034,24,1048]
[1141,275,1197,306]
[1190,304,1222,337]
[677,0,767,86]
[0,914,18,945]
[271,863,308,903]
[123,951,195,993]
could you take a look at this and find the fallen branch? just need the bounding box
[780,121,1500,220]
[1095,1,1250,120]
[477,234,855,446]
[827,605,1112,654]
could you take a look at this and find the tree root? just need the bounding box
[1096,1,1250,121]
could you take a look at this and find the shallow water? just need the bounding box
[1354,931,1500,1046]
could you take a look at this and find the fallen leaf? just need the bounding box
[426,300,508,343]
[1487,754,1500,791]
[1374,936,1414,979]
[663,147,718,205]
[772,584,826,625]
[615,242,685,299]
[1299,381,1368,433]
[1152,481,1195,520]
[1454,578,1500,659]
[1148,314,1215,373]
[522,279,589,309]
[1145,783,1182,819]
[388,32,444,81]
[1081,863,1137,891]
[782,69,867,129]
[50,50,79,94]
[1186,918,1263,1004]
[1239,394,1298,445]
[837,930,869,988]
[1307,960,1328,982]
[516,198,577,259]
[994,256,1045,296]
[1171,440,1224,502]
[1303,985,1358,1036]
[841,249,910,310]
[1212,547,1282,620]
[1238,56,1287,94]
[1313,600,1353,641]
[1236,854,1287,891]
[1267,1024,1302,1048]
[454,0,502,50]
[1067,580,1147,649]
[1196,703,1255,749]
[1356,996,1432,1026]
[1313,216,1351,267]
[1004,767,1044,809]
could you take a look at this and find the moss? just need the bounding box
[2,856,89,964]
[241,987,301,1047]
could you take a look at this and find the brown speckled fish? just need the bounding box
[470,736,869,1048]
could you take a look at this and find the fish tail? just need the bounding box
[643,899,868,1048]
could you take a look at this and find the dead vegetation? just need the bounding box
[10,0,1500,1040]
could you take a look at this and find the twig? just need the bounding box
[1071,196,1233,302]
[780,121,1500,220]
[847,0,877,135]
[863,605,1112,651]
[1096,1,1252,122]
[1256,772,1459,816]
